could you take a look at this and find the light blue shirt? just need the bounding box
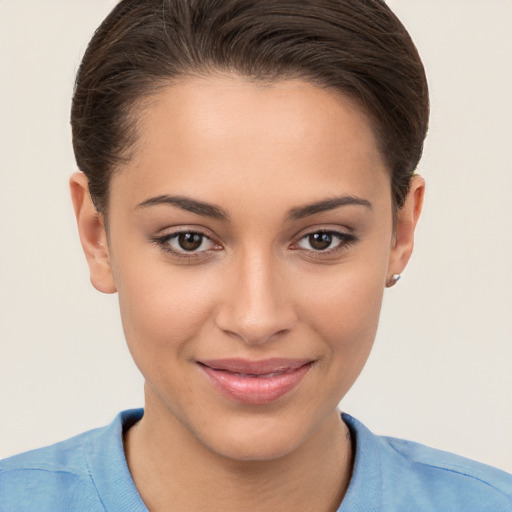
[1,409,511,511]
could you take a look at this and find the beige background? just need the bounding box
[1,1,511,472]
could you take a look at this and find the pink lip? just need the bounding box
[198,358,313,405]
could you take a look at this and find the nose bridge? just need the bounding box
[215,245,297,345]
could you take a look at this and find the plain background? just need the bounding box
[1,0,511,472]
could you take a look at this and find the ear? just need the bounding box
[70,172,117,294]
[386,175,425,283]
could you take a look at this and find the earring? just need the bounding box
[386,273,401,288]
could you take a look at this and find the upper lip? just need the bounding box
[198,358,313,375]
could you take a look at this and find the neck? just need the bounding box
[124,388,353,512]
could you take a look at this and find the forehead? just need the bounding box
[112,74,390,211]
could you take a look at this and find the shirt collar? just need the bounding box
[84,408,148,512]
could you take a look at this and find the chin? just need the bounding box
[201,421,308,462]
[190,403,336,463]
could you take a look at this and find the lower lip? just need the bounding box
[199,363,312,405]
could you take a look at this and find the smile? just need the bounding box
[197,358,313,405]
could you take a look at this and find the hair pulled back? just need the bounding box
[71,0,429,214]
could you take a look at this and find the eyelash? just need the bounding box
[292,229,357,256]
[151,230,220,260]
[151,228,357,260]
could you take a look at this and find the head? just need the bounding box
[70,0,428,461]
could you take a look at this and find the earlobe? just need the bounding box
[386,175,425,283]
[70,172,117,294]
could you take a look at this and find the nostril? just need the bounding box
[213,276,298,345]
[215,321,295,346]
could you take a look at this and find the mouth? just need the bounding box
[197,358,314,405]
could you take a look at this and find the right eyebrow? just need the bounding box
[136,195,230,221]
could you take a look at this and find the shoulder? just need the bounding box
[382,435,512,510]
[342,413,512,512]
[0,409,145,512]
[384,434,512,490]
[0,427,104,512]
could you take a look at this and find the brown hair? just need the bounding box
[71,0,429,214]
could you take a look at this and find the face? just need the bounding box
[72,74,422,461]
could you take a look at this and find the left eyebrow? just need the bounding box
[287,196,372,220]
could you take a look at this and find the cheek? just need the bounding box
[297,259,386,390]
[307,273,383,350]
[113,256,221,373]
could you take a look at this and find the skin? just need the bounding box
[71,74,424,512]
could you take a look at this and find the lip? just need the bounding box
[197,358,313,405]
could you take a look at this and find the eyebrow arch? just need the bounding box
[137,194,371,222]
[287,196,372,220]
[136,195,230,221]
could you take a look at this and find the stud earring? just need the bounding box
[386,273,401,288]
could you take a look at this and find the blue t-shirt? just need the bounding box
[1,409,511,511]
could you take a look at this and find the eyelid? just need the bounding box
[149,224,357,260]
[152,224,220,242]
[150,226,223,258]
[290,227,358,255]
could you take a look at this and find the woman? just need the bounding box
[1,1,511,510]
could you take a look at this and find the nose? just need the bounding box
[214,250,298,345]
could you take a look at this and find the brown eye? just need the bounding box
[178,232,204,251]
[295,230,356,253]
[308,232,333,251]
[155,231,217,255]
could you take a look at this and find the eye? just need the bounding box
[171,232,210,252]
[295,230,356,253]
[153,230,219,255]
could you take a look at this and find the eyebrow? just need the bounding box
[136,195,230,221]
[287,196,372,220]
[136,194,372,222]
